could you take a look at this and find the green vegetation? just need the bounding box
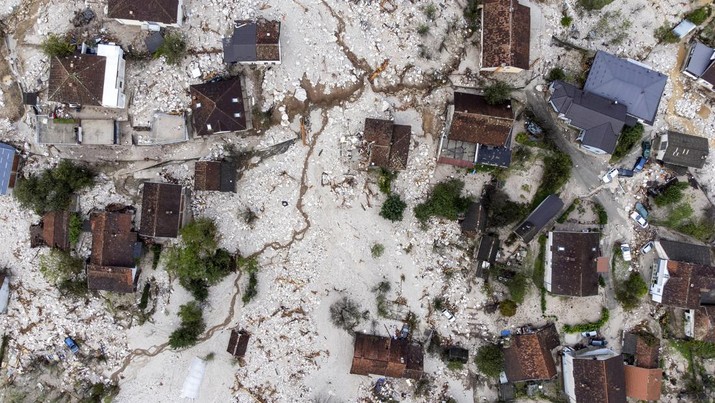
[463,0,480,31]
[371,243,385,258]
[417,24,430,36]
[164,218,234,301]
[560,16,573,27]
[615,272,648,310]
[653,181,689,207]
[330,296,363,331]
[534,235,547,314]
[654,24,680,44]
[240,257,259,304]
[155,31,187,65]
[169,301,205,349]
[373,281,391,317]
[39,249,84,285]
[610,123,644,162]
[515,132,548,149]
[656,204,714,242]
[593,11,631,45]
[41,34,75,57]
[578,0,615,11]
[531,152,572,209]
[484,81,513,105]
[380,194,407,222]
[499,299,517,317]
[546,67,566,82]
[563,307,610,333]
[423,3,437,20]
[598,275,606,287]
[475,344,504,378]
[447,360,464,371]
[686,6,711,25]
[593,202,608,225]
[671,340,715,399]
[377,168,396,194]
[14,160,94,214]
[68,213,82,246]
[414,179,472,222]
[502,271,529,304]
[557,199,579,223]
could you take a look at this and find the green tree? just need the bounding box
[611,124,644,162]
[653,181,689,207]
[615,272,649,310]
[654,24,679,43]
[475,344,504,377]
[39,249,84,285]
[155,31,187,65]
[169,301,205,349]
[41,34,75,57]
[380,194,407,221]
[13,160,94,214]
[484,81,513,105]
[330,296,363,331]
[414,179,472,222]
[499,299,517,317]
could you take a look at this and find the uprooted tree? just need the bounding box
[330,296,364,331]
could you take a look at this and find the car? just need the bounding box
[642,141,652,159]
[621,244,632,262]
[589,339,608,346]
[602,168,619,183]
[630,211,649,228]
[442,309,456,323]
[635,202,649,219]
[641,241,654,254]
[633,157,647,173]
[581,331,598,338]
[64,337,79,354]
[617,168,634,177]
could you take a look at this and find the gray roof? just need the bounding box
[476,235,500,263]
[550,80,626,154]
[660,131,709,168]
[584,51,667,125]
[514,195,564,243]
[0,143,18,195]
[223,23,257,62]
[476,146,512,168]
[684,42,715,77]
[657,239,713,266]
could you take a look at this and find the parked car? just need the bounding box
[630,211,649,228]
[635,202,649,219]
[589,339,608,346]
[621,244,632,262]
[64,337,79,354]
[641,241,654,254]
[581,331,598,338]
[617,168,634,177]
[602,168,619,183]
[442,309,456,323]
[633,157,647,173]
[642,141,652,159]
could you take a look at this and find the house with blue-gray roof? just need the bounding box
[0,143,19,196]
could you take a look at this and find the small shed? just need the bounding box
[673,20,696,38]
[446,346,469,363]
[195,160,237,192]
[460,202,487,237]
[227,328,250,358]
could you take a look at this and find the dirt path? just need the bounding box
[664,43,696,134]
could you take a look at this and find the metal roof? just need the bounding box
[514,195,564,243]
[0,143,18,195]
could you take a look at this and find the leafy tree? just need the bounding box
[484,81,513,105]
[475,344,504,377]
[611,124,644,162]
[414,179,472,222]
[155,31,187,65]
[39,249,83,285]
[504,273,529,304]
[499,299,517,317]
[546,67,566,82]
[483,189,528,228]
[653,181,689,207]
[330,296,363,331]
[13,160,94,214]
[380,194,407,222]
[531,151,572,208]
[169,301,205,349]
[616,272,649,310]
[41,34,75,57]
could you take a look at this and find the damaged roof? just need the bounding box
[503,323,560,382]
[107,0,180,24]
[449,92,514,147]
[363,118,412,171]
[460,201,487,235]
[139,182,187,239]
[194,161,236,192]
[572,353,626,403]
[547,231,600,297]
[658,131,709,169]
[223,19,281,63]
[48,54,106,106]
[90,210,137,268]
[481,0,531,70]
[624,366,662,401]
[190,77,247,136]
[622,331,660,369]
[660,260,715,309]
[86,264,135,293]
[350,333,424,379]
[42,211,71,251]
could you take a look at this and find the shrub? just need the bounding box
[414,179,472,222]
[557,199,579,223]
[560,16,573,27]
[615,272,648,310]
[380,194,407,222]
[41,34,75,57]
[563,307,610,333]
[240,257,259,304]
[423,3,437,20]
[58,278,88,297]
[578,0,615,11]
[484,81,513,105]
[447,360,464,371]
[686,6,711,25]
[139,282,151,310]
[14,160,94,214]
[39,249,84,285]
[169,301,205,349]
[531,152,572,209]
[654,24,679,43]
[371,243,385,258]
[475,344,504,377]
[593,202,608,225]
[653,181,689,207]
[330,296,363,331]
[377,168,395,194]
[417,24,430,36]
[546,67,566,82]
[68,213,82,246]
[611,124,644,162]
[504,273,529,304]
[463,0,480,31]
[155,31,187,65]
[499,299,517,317]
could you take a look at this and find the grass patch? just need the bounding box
[417,24,429,36]
[610,123,644,162]
[377,168,396,194]
[557,199,579,223]
[68,213,82,246]
[686,6,711,25]
[563,307,610,333]
[515,132,549,149]
[578,0,615,11]
[655,204,714,242]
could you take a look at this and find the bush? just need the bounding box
[654,24,679,43]
[240,257,259,304]
[41,34,75,57]
[463,0,480,31]
[593,202,608,225]
[330,296,363,331]
[656,204,715,242]
[14,160,94,214]
[611,124,644,162]
[68,213,82,246]
[653,181,689,207]
[155,31,187,65]
[686,6,711,25]
[484,81,513,105]
[447,360,464,371]
[531,151,572,209]
[560,16,573,27]
[414,179,472,222]
[615,272,648,310]
[563,307,610,333]
[377,168,396,194]
[578,0,614,11]
[499,299,517,317]
[557,199,579,223]
[371,243,385,258]
[423,3,437,20]
[58,278,88,297]
[169,301,205,349]
[380,194,407,222]
[504,273,529,304]
[39,249,84,285]
[546,67,566,82]
[475,344,504,378]
[139,282,151,310]
[417,24,430,35]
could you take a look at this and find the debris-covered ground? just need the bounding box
[0,0,713,402]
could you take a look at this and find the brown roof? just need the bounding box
[702,63,715,87]
[481,0,531,70]
[107,0,180,24]
[449,93,513,146]
[572,354,626,403]
[190,77,247,136]
[661,260,715,309]
[624,366,662,401]
[227,329,250,358]
[364,118,394,147]
[350,333,423,379]
[42,211,71,251]
[548,231,600,296]
[139,182,187,239]
[256,19,281,61]
[364,118,413,171]
[90,210,137,268]
[503,323,560,382]
[86,264,135,293]
[622,332,660,369]
[194,161,236,192]
[694,306,715,342]
[48,54,106,106]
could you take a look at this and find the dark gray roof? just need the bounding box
[476,235,500,263]
[223,22,257,62]
[514,195,564,243]
[0,143,18,195]
[477,146,512,168]
[548,231,600,296]
[582,123,619,154]
[659,131,709,168]
[684,42,715,77]
[461,202,487,234]
[145,31,164,54]
[657,239,713,266]
[584,51,667,125]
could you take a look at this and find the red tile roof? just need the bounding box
[503,324,559,382]
[107,0,180,24]
[42,211,71,251]
[350,333,423,379]
[624,366,662,401]
[482,0,531,70]
[48,54,106,106]
[448,93,513,146]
